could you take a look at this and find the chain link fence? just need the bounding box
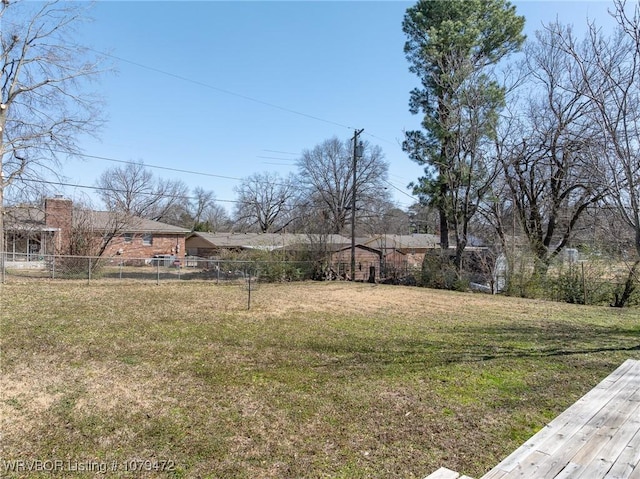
[1,252,417,284]
[3,251,634,305]
[1,253,317,284]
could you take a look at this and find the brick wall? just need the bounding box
[103,233,186,260]
[45,197,73,254]
[330,247,381,281]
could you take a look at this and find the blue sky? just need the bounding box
[61,0,620,213]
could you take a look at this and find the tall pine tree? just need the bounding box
[402,0,525,275]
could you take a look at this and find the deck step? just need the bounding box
[423,467,475,479]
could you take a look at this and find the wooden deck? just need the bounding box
[425,359,640,479]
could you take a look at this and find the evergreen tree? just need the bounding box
[402,0,525,275]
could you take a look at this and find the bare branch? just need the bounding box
[234,172,297,233]
[297,137,390,234]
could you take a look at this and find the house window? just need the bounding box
[123,233,133,243]
[142,234,153,246]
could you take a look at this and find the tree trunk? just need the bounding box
[0,183,4,283]
[1,128,5,282]
[454,238,467,277]
[530,237,552,278]
[532,256,551,279]
[611,260,639,308]
[438,164,449,249]
[439,205,449,249]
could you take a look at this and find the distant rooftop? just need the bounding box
[187,232,352,251]
[187,232,443,251]
[4,205,189,234]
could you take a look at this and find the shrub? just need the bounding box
[51,256,105,279]
[420,251,468,291]
[256,261,310,283]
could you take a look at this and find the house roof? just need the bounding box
[185,232,421,255]
[3,205,189,234]
[362,234,440,250]
[3,206,54,231]
[186,232,353,251]
[82,211,190,234]
[330,243,406,256]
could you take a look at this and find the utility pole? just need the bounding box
[351,129,364,282]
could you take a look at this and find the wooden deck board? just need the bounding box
[484,362,639,476]
[481,359,640,479]
[603,428,640,478]
[576,403,640,478]
[547,384,640,477]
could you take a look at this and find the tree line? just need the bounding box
[92,136,403,237]
[402,0,639,304]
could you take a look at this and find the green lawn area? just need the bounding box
[1,280,638,478]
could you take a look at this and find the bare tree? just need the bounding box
[406,202,439,234]
[96,161,189,222]
[197,202,232,232]
[558,0,640,306]
[359,198,411,235]
[189,187,216,229]
[479,175,514,253]
[284,201,331,235]
[497,23,607,277]
[233,171,297,233]
[297,137,389,234]
[150,186,230,231]
[1,0,104,260]
[69,202,131,259]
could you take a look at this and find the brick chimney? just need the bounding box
[45,196,73,254]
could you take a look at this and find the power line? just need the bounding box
[262,149,298,156]
[48,149,415,205]
[363,131,397,146]
[257,156,297,161]
[50,150,245,183]
[382,178,417,202]
[64,150,296,188]
[20,177,413,215]
[20,178,240,204]
[63,49,412,201]
[86,47,401,147]
[88,48,356,132]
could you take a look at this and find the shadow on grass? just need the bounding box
[302,320,640,371]
[450,321,640,363]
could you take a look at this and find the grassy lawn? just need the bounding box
[1,280,638,478]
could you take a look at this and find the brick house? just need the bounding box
[184,231,408,282]
[362,234,440,268]
[328,244,385,281]
[3,197,189,261]
[185,232,353,258]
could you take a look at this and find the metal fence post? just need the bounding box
[156,261,160,285]
[247,272,251,310]
[88,257,92,283]
[582,261,587,305]
[52,254,56,279]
